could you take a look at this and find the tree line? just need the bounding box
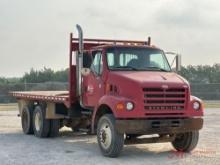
[180,64,220,83]
[180,64,220,100]
[0,64,220,102]
[1,67,68,84]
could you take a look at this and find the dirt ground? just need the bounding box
[0,105,219,165]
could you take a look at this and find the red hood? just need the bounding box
[109,71,189,86]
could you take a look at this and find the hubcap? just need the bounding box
[34,111,41,132]
[99,122,112,149]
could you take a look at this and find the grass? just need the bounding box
[204,101,220,108]
[0,103,18,111]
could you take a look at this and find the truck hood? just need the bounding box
[109,71,189,86]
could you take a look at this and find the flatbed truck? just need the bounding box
[11,25,203,157]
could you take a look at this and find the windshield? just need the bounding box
[106,47,171,71]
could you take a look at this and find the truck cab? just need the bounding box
[82,45,203,119]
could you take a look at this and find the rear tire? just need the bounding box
[97,114,124,157]
[172,131,199,152]
[33,106,50,138]
[48,119,60,137]
[21,106,33,134]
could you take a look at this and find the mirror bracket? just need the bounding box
[165,52,182,72]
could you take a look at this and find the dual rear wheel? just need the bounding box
[21,105,60,138]
[21,106,33,134]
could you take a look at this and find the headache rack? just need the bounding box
[70,35,152,51]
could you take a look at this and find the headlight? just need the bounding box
[193,101,200,110]
[126,102,134,111]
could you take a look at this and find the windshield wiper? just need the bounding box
[114,66,138,70]
[144,67,169,72]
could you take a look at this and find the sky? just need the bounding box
[0,0,220,77]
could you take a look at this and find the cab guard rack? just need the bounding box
[70,35,151,51]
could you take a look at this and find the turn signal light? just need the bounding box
[116,103,124,110]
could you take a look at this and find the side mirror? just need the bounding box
[81,68,91,76]
[165,52,182,72]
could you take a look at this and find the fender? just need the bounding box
[91,95,130,133]
[186,95,204,117]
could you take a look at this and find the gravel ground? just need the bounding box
[0,107,219,165]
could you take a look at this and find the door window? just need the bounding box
[90,51,103,75]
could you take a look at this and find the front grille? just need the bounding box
[143,87,186,111]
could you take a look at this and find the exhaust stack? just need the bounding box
[76,24,83,99]
[76,24,84,54]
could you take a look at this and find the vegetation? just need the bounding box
[180,64,220,83]
[0,68,68,103]
[179,64,220,100]
[21,67,68,83]
[0,64,220,103]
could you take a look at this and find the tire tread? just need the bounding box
[48,119,60,137]
[172,131,199,152]
[33,106,50,138]
[97,114,124,157]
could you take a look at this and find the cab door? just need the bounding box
[82,51,104,107]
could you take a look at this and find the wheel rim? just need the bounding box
[99,121,112,150]
[34,111,41,132]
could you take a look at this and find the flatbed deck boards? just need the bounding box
[11,91,69,103]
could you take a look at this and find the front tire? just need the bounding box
[97,114,124,157]
[33,106,50,138]
[172,131,199,152]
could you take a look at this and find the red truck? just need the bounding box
[11,25,203,157]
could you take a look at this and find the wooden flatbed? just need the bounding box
[11,91,69,103]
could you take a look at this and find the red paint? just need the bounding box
[68,33,77,107]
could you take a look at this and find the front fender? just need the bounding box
[91,95,131,133]
[186,95,204,116]
[97,95,132,117]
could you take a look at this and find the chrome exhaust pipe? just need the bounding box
[76,24,83,54]
[76,24,84,107]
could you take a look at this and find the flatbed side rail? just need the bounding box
[11,92,68,103]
